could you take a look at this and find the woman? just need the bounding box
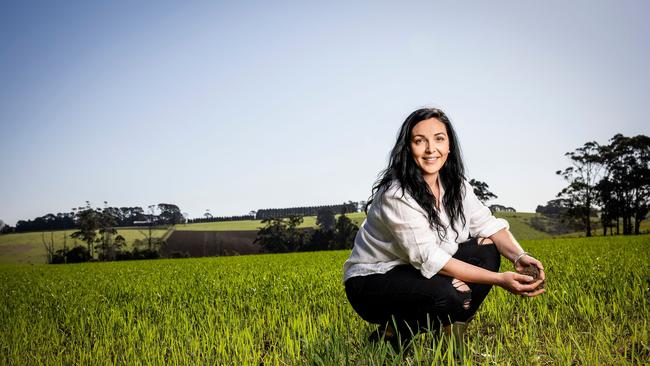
[343,107,545,347]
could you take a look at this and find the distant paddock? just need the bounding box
[163,230,262,257]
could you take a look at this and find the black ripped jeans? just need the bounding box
[344,237,501,336]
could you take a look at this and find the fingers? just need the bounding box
[502,272,546,297]
[517,281,541,293]
[530,277,544,289]
[515,273,534,283]
[522,288,545,297]
[518,255,544,270]
[513,274,543,292]
[517,256,547,282]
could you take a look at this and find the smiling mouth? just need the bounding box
[423,157,439,162]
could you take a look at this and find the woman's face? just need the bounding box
[410,118,450,180]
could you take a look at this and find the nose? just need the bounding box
[425,141,432,153]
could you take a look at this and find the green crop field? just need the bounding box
[1,235,648,365]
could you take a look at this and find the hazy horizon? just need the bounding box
[2,1,649,226]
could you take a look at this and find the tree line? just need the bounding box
[3,203,185,234]
[4,201,363,234]
[38,201,179,264]
[254,208,359,253]
[538,133,649,236]
[255,202,359,220]
[188,214,256,224]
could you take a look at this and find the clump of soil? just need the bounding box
[518,264,546,290]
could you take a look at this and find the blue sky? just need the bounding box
[1,0,649,226]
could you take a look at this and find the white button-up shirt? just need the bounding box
[343,179,509,282]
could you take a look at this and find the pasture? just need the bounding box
[0,228,170,264]
[1,235,648,365]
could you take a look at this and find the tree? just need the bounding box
[600,134,650,235]
[594,177,620,236]
[316,208,336,232]
[42,231,56,264]
[536,199,572,219]
[533,198,583,235]
[1,224,15,234]
[138,205,158,251]
[254,216,306,253]
[133,237,165,253]
[96,202,118,261]
[69,201,125,261]
[556,141,604,237]
[303,209,337,251]
[332,213,359,250]
[52,246,90,264]
[71,202,101,258]
[14,212,75,232]
[304,229,334,251]
[158,203,183,225]
[468,179,497,203]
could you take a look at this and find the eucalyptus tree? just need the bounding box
[556,141,604,237]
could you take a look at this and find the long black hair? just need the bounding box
[366,107,467,240]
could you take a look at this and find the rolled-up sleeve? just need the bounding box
[465,181,509,237]
[379,191,452,279]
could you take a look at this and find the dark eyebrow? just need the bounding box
[412,132,446,139]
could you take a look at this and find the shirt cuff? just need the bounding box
[419,250,453,279]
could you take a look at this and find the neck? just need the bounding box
[424,173,439,193]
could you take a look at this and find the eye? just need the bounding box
[436,136,446,142]
[413,138,423,145]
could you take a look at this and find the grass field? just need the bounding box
[560,219,650,238]
[0,228,169,264]
[1,235,648,365]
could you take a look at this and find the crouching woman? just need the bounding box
[343,107,545,347]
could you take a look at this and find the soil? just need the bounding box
[163,230,262,257]
[518,264,546,290]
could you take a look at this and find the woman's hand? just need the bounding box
[497,271,546,297]
[515,254,545,282]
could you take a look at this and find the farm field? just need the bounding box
[1,235,648,365]
[0,228,169,264]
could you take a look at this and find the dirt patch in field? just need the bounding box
[163,230,262,257]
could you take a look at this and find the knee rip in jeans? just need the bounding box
[452,278,471,310]
[478,237,494,245]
